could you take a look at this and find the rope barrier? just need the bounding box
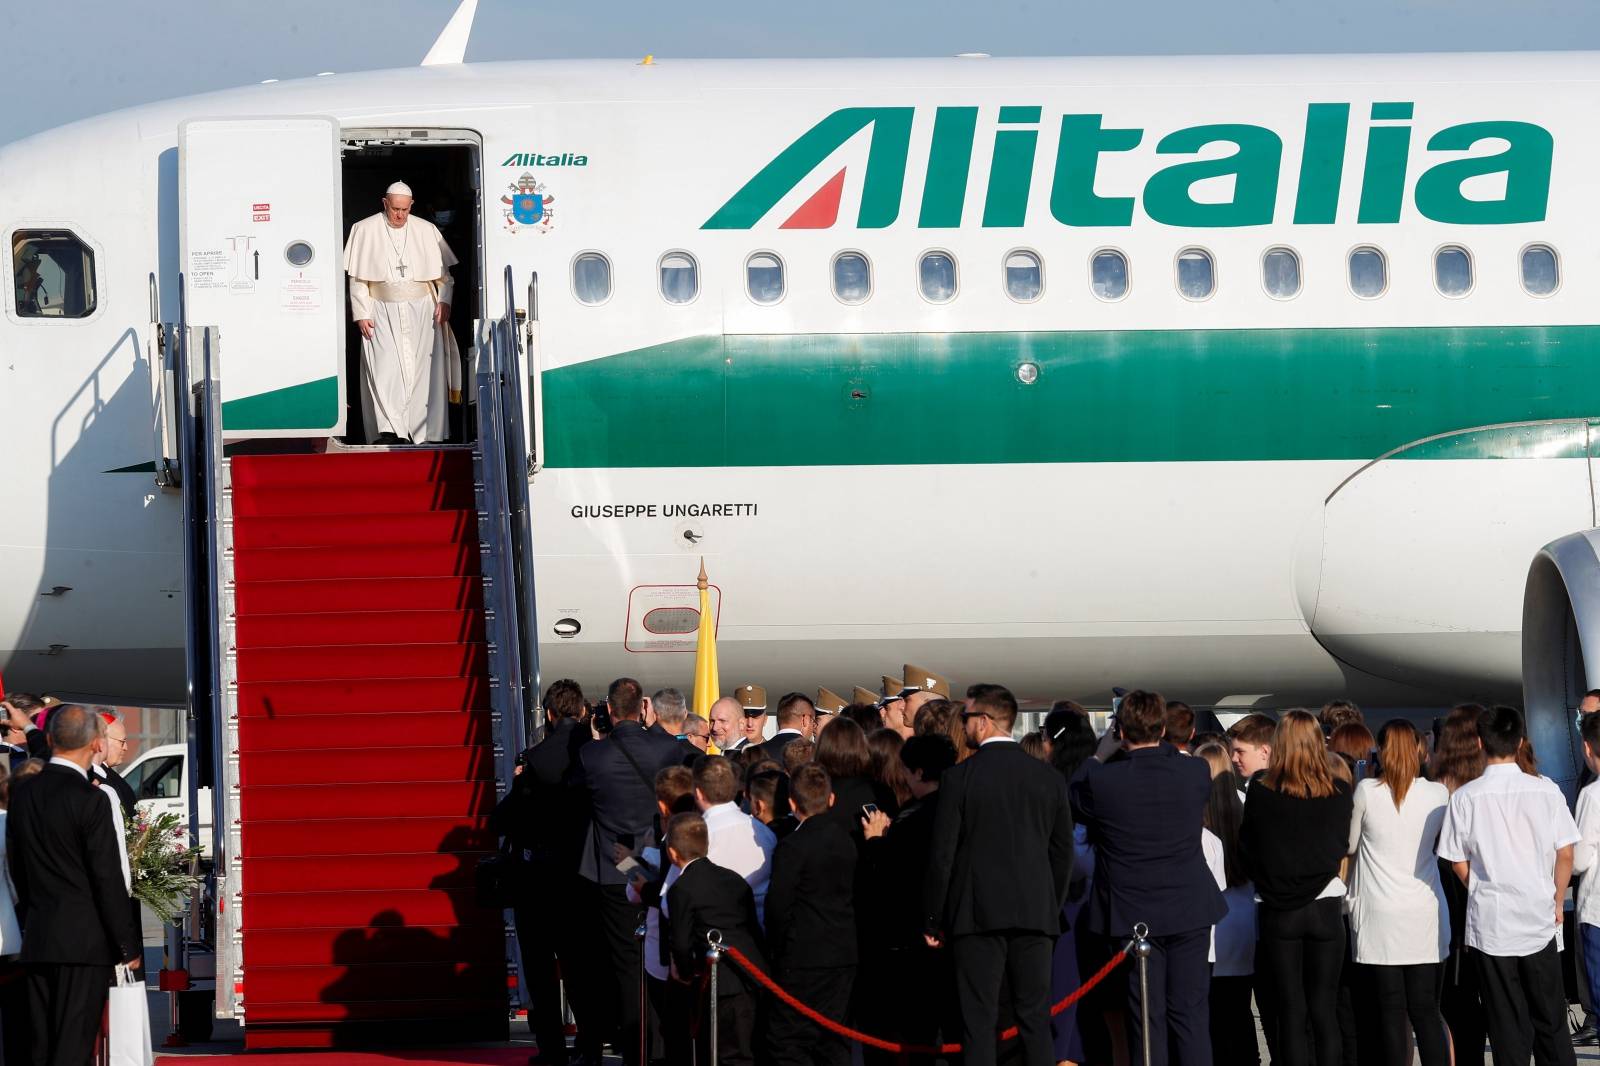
[717,939,1134,1056]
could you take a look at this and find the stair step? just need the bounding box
[237,609,487,649]
[243,1002,508,1033]
[244,961,505,1005]
[239,746,495,788]
[233,511,479,550]
[239,781,498,821]
[241,711,492,752]
[232,481,479,517]
[242,853,485,895]
[235,576,484,616]
[236,676,490,718]
[242,817,497,858]
[233,543,481,582]
[235,642,488,684]
[232,449,473,489]
[242,923,503,967]
[242,887,502,931]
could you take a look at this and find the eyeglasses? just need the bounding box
[107,736,128,747]
[959,710,992,722]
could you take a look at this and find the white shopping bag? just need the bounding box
[108,964,153,1066]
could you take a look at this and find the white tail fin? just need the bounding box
[421,0,478,66]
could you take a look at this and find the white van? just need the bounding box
[119,743,213,857]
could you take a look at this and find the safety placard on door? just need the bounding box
[280,275,322,314]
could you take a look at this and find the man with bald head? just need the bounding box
[708,697,745,753]
[8,703,141,1066]
[344,181,460,444]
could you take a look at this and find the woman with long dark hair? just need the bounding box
[866,727,911,814]
[1204,769,1258,1065]
[816,716,877,834]
[1240,709,1354,1066]
[1347,719,1450,1066]
[1044,704,1100,1066]
[1429,704,1488,1063]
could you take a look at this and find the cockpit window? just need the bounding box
[11,230,97,318]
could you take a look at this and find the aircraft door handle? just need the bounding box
[253,251,260,280]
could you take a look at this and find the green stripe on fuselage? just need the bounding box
[541,326,1599,468]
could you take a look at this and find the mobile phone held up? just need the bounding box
[593,700,614,735]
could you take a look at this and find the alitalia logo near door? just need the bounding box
[701,104,1553,229]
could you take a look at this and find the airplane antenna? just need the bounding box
[422,0,478,66]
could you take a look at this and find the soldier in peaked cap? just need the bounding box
[852,687,881,708]
[730,684,769,750]
[891,664,951,738]
[816,688,848,718]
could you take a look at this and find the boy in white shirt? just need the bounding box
[1571,713,1600,1049]
[1437,705,1579,1066]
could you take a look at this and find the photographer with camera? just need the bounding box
[572,677,689,1066]
[490,679,592,1066]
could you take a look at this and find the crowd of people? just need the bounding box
[494,671,1600,1066]
[0,693,144,1066]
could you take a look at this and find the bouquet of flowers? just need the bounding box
[126,810,203,924]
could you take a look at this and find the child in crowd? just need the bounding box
[1437,706,1578,1066]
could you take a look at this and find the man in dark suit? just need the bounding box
[8,703,142,1066]
[763,693,816,766]
[2,694,51,771]
[649,688,702,766]
[765,763,856,1066]
[925,685,1075,1066]
[573,677,691,1066]
[493,679,591,1065]
[1071,690,1226,1066]
[665,813,768,1066]
[93,710,137,819]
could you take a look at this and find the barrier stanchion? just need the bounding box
[1133,922,1153,1066]
[706,930,724,1064]
[636,919,649,1066]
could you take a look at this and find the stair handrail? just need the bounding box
[498,267,541,730]
[196,326,228,865]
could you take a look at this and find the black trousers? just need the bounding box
[1368,962,1448,1066]
[514,902,569,1064]
[952,931,1053,1066]
[648,975,694,1066]
[694,991,756,1066]
[1474,942,1576,1066]
[588,880,646,1066]
[1258,898,1345,1066]
[767,965,853,1066]
[26,963,109,1066]
[1125,927,1211,1066]
[1209,973,1258,1066]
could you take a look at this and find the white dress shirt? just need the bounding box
[1437,763,1580,957]
[1572,778,1600,928]
[1347,777,1449,965]
[701,802,776,925]
[628,846,670,981]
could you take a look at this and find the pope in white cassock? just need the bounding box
[344,182,461,444]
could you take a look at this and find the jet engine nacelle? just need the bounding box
[1522,530,1600,798]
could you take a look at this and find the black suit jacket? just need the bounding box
[575,720,688,885]
[6,728,49,772]
[8,763,141,965]
[765,815,857,971]
[1070,743,1226,937]
[924,741,1075,938]
[763,731,804,765]
[99,765,138,820]
[492,718,591,875]
[865,792,940,949]
[667,858,768,995]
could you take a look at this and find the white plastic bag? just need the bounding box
[108,964,153,1066]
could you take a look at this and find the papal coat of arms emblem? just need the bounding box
[501,172,555,233]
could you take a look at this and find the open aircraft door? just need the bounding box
[179,117,345,439]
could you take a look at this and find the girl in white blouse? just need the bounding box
[1346,719,1450,1066]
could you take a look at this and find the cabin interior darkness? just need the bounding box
[340,141,481,444]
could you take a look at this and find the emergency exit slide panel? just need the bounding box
[179,116,345,439]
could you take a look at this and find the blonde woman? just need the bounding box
[1240,709,1354,1066]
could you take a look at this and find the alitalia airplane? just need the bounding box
[5,18,1600,783]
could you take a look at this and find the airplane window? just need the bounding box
[1434,246,1473,298]
[1091,250,1129,301]
[1004,250,1043,303]
[1348,247,1387,299]
[1262,247,1302,300]
[1176,249,1215,301]
[659,251,699,305]
[572,252,612,306]
[11,230,96,319]
[832,252,871,304]
[918,251,957,303]
[746,252,785,305]
[1521,244,1560,297]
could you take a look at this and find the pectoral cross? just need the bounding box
[397,263,408,278]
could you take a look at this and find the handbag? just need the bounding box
[107,963,153,1066]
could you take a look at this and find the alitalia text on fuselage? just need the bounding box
[704,102,1551,230]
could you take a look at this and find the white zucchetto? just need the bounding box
[385,181,414,199]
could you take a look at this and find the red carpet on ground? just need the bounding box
[157,1051,528,1065]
